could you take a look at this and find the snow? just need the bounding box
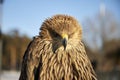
[0,71,20,80]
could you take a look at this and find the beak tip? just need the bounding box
[64,47,66,51]
[62,38,67,50]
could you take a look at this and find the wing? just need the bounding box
[19,36,43,80]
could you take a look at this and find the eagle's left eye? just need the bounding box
[69,32,74,38]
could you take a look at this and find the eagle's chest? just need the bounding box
[35,43,95,80]
[38,50,81,80]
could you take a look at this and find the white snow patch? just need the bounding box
[0,71,20,80]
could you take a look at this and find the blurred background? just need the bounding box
[0,0,120,80]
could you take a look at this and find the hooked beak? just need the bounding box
[61,34,68,50]
[62,38,67,50]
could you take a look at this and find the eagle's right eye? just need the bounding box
[53,32,60,38]
[49,29,61,39]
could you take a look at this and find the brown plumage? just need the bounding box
[19,14,97,80]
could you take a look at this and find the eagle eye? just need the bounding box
[48,29,61,38]
[69,32,74,38]
[53,32,60,38]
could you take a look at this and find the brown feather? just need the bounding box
[19,15,97,80]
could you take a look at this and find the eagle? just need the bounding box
[19,14,97,80]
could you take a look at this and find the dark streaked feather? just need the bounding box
[19,15,97,80]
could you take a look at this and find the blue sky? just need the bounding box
[2,0,120,38]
